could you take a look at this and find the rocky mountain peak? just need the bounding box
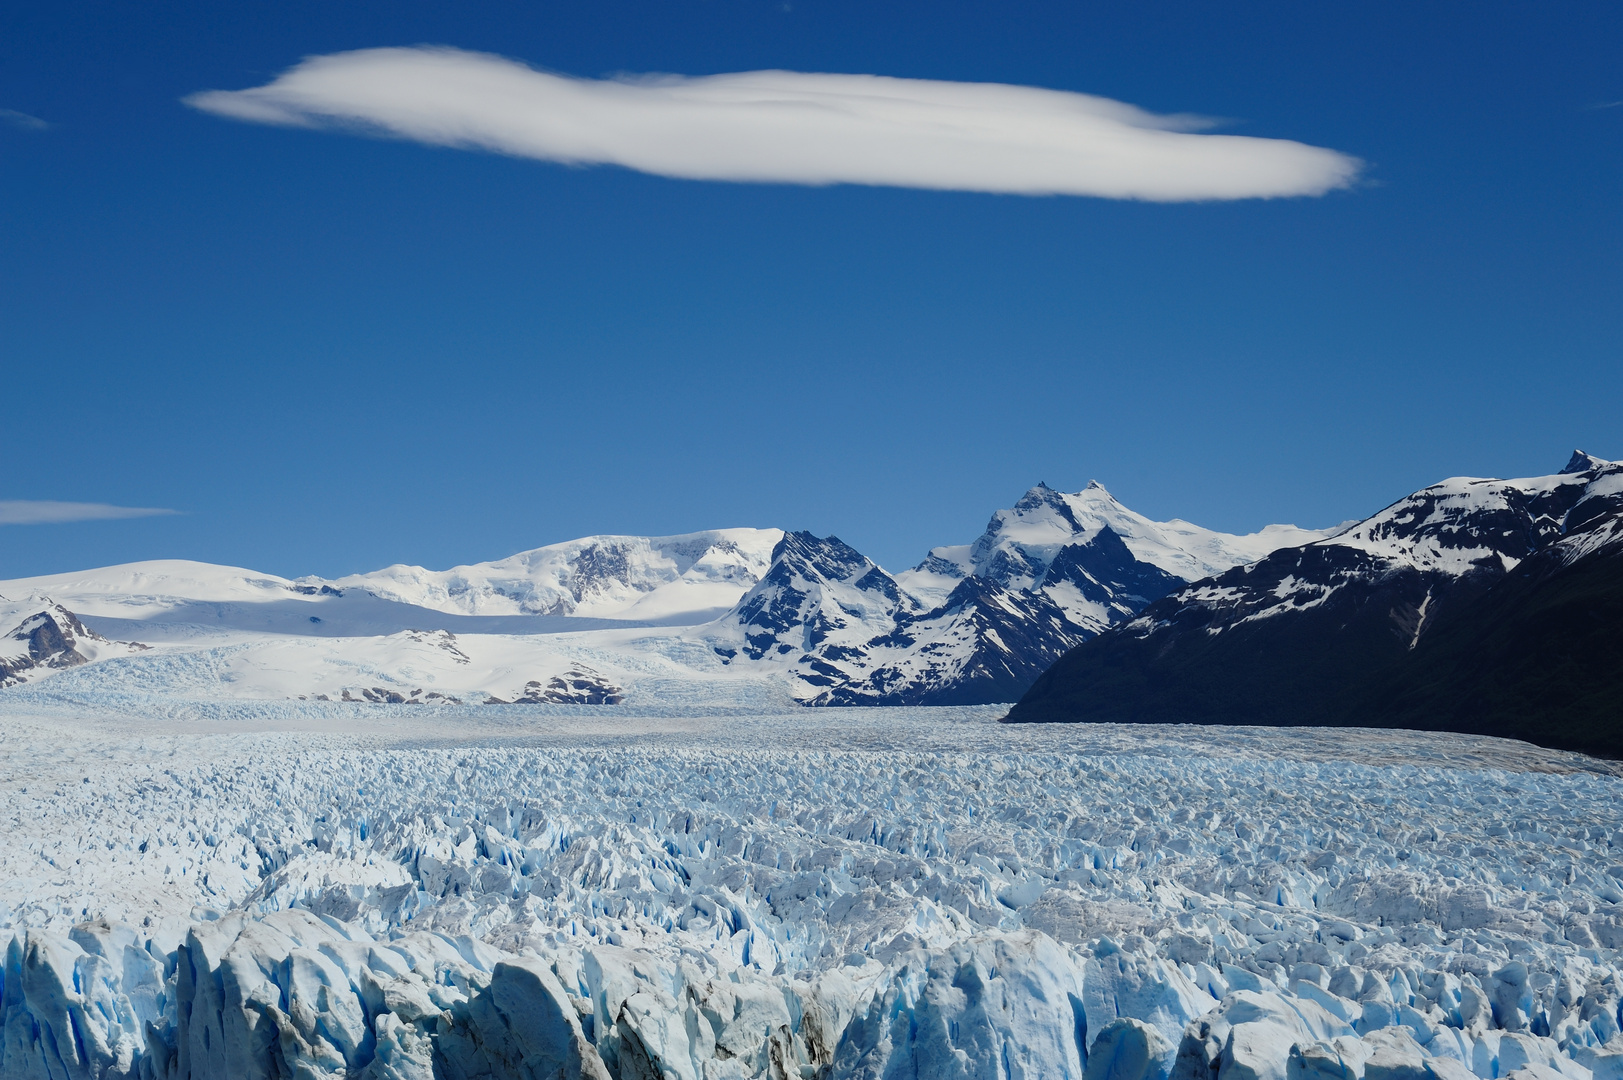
[2,601,93,687]
[0,597,150,688]
[1561,449,1612,475]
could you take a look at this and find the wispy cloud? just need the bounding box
[185,47,1361,202]
[0,108,50,131]
[0,501,178,526]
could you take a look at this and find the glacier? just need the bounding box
[2,702,1621,1080]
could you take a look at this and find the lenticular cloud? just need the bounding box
[0,501,177,526]
[185,47,1361,201]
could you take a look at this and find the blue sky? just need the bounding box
[3,1,1620,579]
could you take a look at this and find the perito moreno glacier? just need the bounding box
[2,704,1621,1080]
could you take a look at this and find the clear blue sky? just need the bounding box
[3,1,1620,579]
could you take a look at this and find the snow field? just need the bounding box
[2,708,1622,1080]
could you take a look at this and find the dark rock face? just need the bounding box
[730,531,903,662]
[1006,454,1623,759]
[823,576,1093,706]
[1359,541,1623,757]
[718,519,1193,706]
[567,544,636,604]
[828,522,1186,706]
[0,605,95,687]
[1041,525,1183,612]
[339,667,625,706]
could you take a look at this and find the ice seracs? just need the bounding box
[2,713,1619,1080]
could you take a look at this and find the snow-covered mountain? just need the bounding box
[321,528,782,622]
[897,481,1332,610]
[3,529,781,632]
[706,482,1337,705]
[1139,448,1622,636]
[0,538,792,705]
[0,483,1332,707]
[1008,451,1623,756]
[0,598,148,688]
[709,531,922,662]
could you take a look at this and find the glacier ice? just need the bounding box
[1,704,1621,1079]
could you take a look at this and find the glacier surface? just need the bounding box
[2,703,1621,1080]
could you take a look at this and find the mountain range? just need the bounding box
[706,482,1329,704]
[0,483,1328,708]
[1006,451,1623,757]
[10,453,1615,747]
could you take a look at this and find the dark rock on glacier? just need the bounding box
[512,667,625,705]
[0,605,91,685]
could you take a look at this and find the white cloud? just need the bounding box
[0,501,178,526]
[185,47,1361,201]
[0,108,49,131]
